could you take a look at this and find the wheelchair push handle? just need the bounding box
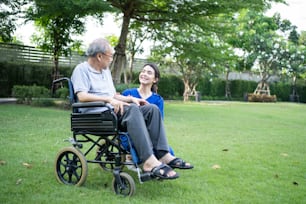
[52,77,71,84]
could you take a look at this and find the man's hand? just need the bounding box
[109,98,129,115]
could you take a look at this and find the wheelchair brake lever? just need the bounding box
[64,137,77,144]
[64,137,83,148]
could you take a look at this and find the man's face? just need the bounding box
[96,51,113,69]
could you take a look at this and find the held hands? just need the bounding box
[130,97,148,106]
[110,96,148,115]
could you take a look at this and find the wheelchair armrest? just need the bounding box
[72,101,112,111]
[71,101,118,134]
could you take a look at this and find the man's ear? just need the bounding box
[96,53,103,61]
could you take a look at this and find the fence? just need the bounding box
[0,42,150,69]
[0,42,86,67]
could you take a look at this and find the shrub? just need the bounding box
[54,87,69,99]
[158,75,184,99]
[270,82,291,101]
[12,85,50,104]
[31,98,56,107]
[210,79,225,97]
[0,61,73,97]
[115,83,139,94]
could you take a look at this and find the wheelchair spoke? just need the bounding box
[73,171,80,181]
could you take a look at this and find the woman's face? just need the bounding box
[139,65,157,85]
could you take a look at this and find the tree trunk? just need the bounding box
[127,52,135,83]
[225,69,231,99]
[292,75,297,95]
[183,79,191,102]
[111,14,130,84]
[51,55,59,94]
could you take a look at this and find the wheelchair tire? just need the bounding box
[112,172,135,197]
[54,146,88,186]
[96,140,124,171]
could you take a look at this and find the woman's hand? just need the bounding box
[131,97,148,106]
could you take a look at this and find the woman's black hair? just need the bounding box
[142,63,160,93]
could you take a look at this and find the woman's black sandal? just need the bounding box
[168,158,194,169]
[146,164,179,180]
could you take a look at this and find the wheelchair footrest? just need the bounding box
[140,172,153,182]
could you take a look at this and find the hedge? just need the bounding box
[2,61,305,103]
[0,61,73,97]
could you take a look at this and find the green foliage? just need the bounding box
[158,75,184,99]
[230,80,257,98]
[228,9,306,89]
[0,0,28,42]
[208,78,225,97]
[54,87,69,99]
[115,83,139,94]
[297,85,306,102]
[270,82,291,101]
[31,98,56,107]
[0,61,73,97]
[12,85,50,104]
[26,0,114,81]
[197,77,212,96]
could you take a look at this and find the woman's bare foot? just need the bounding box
[159,153,176,164]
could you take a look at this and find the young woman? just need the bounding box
[122,63,193,169]
[122,63,164,117]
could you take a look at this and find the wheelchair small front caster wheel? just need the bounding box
[54,146,88,186]
[112,172,135,197]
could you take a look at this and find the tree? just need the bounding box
[0,0,28,42]
[298,31,306,46]
[149,1,281,101]
[280,41,306,101]
[107,0,173,83]
[107,0,284,84]
[26,0,113,82]
[229,9,293,95]
[151,26,237,101]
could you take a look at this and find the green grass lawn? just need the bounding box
[0,102,305,204]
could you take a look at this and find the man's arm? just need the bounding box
[77,91,129,114]
[77,91,113,103]
[114,94,148,106]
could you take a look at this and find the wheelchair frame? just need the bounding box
[52,78,153,197]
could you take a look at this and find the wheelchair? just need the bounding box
[52,77,155,197]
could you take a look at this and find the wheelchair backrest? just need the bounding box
[53,77,78,105]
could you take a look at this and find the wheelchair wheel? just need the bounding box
[54,146,88,186]
[96,140,124,171]
[112,172,135,197]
